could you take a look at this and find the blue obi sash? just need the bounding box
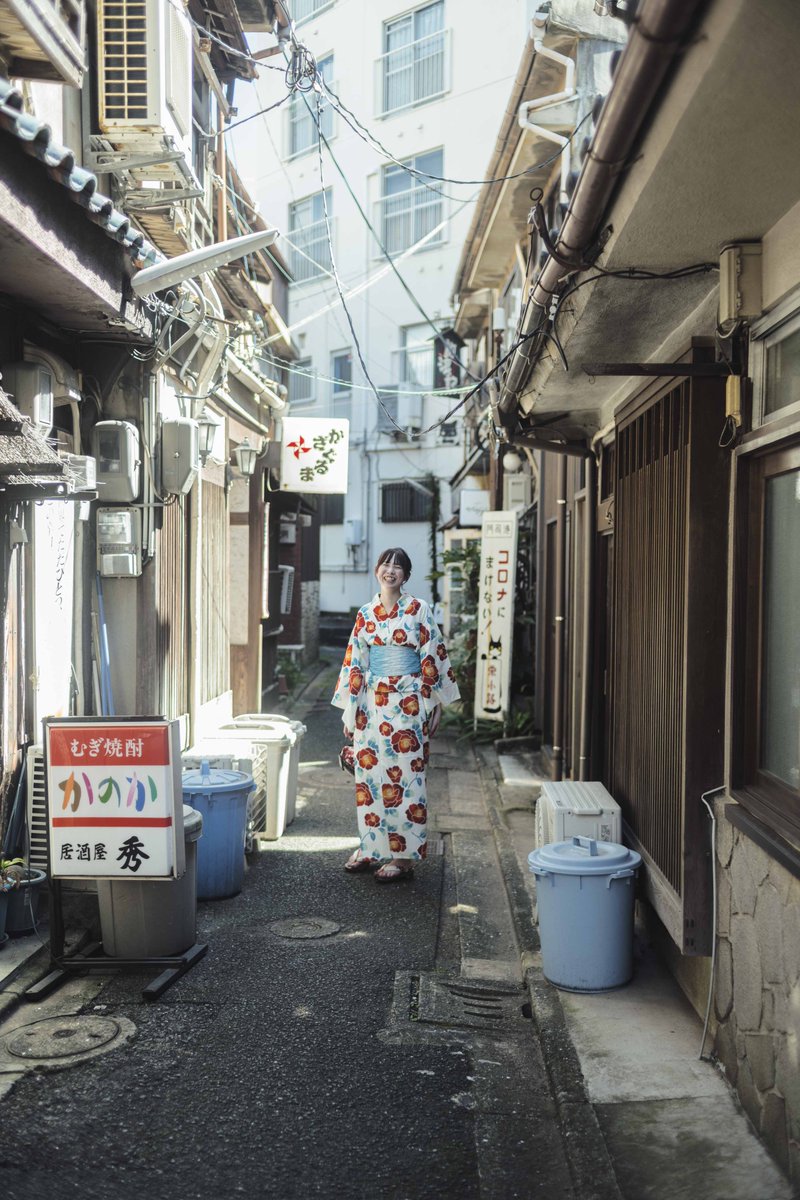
[370,645,420,677]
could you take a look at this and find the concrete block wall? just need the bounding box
[713,800,800,1185]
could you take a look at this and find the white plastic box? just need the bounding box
[224,714,306,826]
[535,781,621,848]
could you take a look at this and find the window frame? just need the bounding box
[376,148,445,258]
[330,349,352,417]
[287,53,335,159]
[292,0,335,24]
[379,0,448,117]
[288,357,315,407]
[733,441,800,844]
[287,189,333,283]
[381,480,433,523]
[750,287,800,428]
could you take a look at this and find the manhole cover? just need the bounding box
[6,1016,122,1060]
[269,917,341,940]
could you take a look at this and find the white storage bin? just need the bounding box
[224,714,306,827]
[205,724,295,842]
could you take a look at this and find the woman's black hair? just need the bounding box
[375,547,412,580]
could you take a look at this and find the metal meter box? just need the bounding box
[91,420,140,502]
[160,417,199,495]
[0,362,54,431]
[97,507,142,577]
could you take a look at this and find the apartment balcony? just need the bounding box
[373,188,445,257]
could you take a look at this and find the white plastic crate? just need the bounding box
[535,781,621,848]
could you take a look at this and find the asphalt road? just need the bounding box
[0,668,572,1199]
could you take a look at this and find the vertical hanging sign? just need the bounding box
[474,510,519,722]
[44,719,184,879]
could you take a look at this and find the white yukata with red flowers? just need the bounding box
[332,593,460,862]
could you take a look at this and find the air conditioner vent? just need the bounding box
[26,745,49,874]
[99,0,149,124]
[536,781,621,848]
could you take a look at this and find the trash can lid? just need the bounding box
[217,722,294,746]
[528,837,642,876]
[233,713,307,736]
[182,804,203,837]
[182,760,256,794]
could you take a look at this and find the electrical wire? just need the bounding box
[197,89,294,138]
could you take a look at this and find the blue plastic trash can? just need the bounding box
[182,762,255,899]
[528,836,642,992]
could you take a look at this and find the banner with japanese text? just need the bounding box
[280,417,349,493]
[474,510,519,722]
[45,719,184,879]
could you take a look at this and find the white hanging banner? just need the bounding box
[474,510,519,723]
[280,417,349,493]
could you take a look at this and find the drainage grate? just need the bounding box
[268,917,341,940]
[6,1016,122,1060]
[404,973,528,1030]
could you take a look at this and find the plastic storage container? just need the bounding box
[528,836,642,992]
[4,866,47,936]
[182,763,254,899]
[97,805,203,957]
[208,721,296,841]
[224,713,307,826]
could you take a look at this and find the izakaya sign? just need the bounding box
[280,417,349,493]
[474,510,519,723]
[44,719,184,879]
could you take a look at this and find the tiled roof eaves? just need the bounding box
[0,75,163,271]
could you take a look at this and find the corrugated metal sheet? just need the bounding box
[0,74,161,269]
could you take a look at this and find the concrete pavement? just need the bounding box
[0,660,793,1199]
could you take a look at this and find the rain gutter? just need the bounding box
[499,0,707,417]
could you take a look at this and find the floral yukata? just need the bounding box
[332,593,460,862]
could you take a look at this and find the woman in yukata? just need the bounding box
[332,547,460,883]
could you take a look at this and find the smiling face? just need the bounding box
[375,555,407,590]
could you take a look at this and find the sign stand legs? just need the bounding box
[22,880,208,1003]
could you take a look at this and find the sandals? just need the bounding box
[344,852,376,873]
[375,860,414,884]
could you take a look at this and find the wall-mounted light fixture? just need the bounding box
[197,411,218,466]
[503,448,523,474]
[233,437,259,477]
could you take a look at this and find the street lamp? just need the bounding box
[197,411,218,466]
[130,229,280,297]
[503,449,523,474]
[233,438,259,477]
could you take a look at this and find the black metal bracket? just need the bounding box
[582,362,736,378]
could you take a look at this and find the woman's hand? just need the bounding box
[428,705,441,738]
[344,725,354,741]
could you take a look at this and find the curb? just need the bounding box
[476,747,623,1200]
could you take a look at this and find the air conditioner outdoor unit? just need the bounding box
[182,746,268,855]
[97,0,193,179]
[26,745,49,874]
[397,393,423,432]
[535,781,621,848]
[278,564,295,614]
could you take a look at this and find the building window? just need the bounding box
[292,0,334,22]
[289,358,315,405]
[736,445,800,841]
[381,480,433,522]
[331,350,351,417]
[379,1,447,116]
[396,323,434,387]
[319,494,345,524]
[288,190,333,282]
[288,54,334,157]
[378,149,444,256]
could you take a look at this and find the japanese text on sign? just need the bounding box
[45,720,184,880]
[280,417,349,494]
[474,511,519,722]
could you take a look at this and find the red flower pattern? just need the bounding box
[364,812,381,827]
[387,765,403,783]
[419,624,430,646]
[382,784,404,807]
[399,695,420,716]
[355,708,368,731]
[355,783,373,806]
[349,666,364,696]
[405,599,421,615]
[436,643,447,661]
[391,729,420,755]
[365,621,376,633]
[410,757,425,773]
[357,748,378,770]
[343,644,353,666]
[406,803,426,825]
[388,833,407,852]
[391,628,408,644]
[379,721,394,736]
[421,655,439,686]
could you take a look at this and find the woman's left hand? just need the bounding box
[428,705,441,738]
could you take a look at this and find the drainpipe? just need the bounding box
[578,456,596,780]
[517,39,576,209]
[500,0,706,415]
[552,455,567,781]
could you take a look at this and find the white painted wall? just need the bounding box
[233,0,529,612]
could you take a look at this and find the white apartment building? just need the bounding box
[234,0,533,615]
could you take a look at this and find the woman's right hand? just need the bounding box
[344,725,354,741]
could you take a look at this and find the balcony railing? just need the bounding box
[287,84,335,158]
[374,188,444,257]
[391,344,434,390]
[377,27,449,117]
[288,218,333,283]
[291,0,334,23]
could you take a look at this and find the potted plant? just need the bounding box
[0,857,24,943]
[1,858,46,937]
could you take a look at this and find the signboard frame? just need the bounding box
[474,510,519,725]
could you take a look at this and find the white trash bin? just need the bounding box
[227,714,307,826]
[211,722,295,841]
